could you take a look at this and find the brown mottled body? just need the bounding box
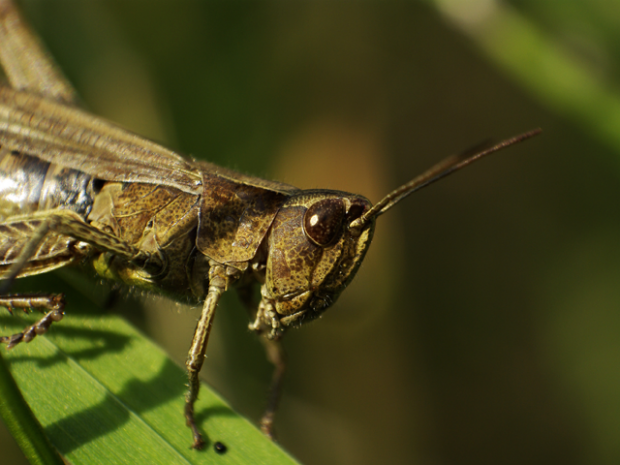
[0,29,374,445]
[0,0,539,450]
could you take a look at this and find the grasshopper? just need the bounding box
[0,0,540,450]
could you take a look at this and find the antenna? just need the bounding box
[350,128,542,229]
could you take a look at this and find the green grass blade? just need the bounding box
[429,0,620,159]
[0,349,65,465]
[0,312,299,465]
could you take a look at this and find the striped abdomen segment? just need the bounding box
[0,147,95,276]
[0,146,95,221]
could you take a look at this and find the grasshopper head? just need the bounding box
[258,191,375,333]
[254,129,540,337]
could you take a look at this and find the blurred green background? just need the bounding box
[2,0,620,464]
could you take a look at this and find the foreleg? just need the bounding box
[238,284,287,441]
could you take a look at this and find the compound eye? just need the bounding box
[303,198,345,246]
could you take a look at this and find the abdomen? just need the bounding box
[0,147,95,220]
[0,147,96,276]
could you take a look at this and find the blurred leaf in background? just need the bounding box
[3,1,620,464]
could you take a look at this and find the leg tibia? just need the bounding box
[0,293,65,349]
